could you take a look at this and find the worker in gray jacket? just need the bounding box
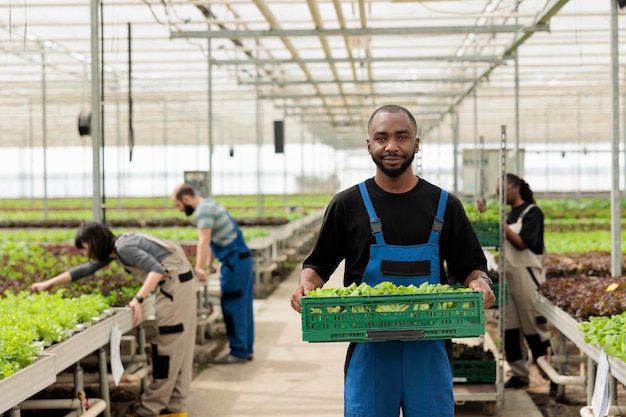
[32,222,197,417]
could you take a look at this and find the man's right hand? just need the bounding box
[195,266,209,282]
[290,282,317,313]
[292,271,325,313]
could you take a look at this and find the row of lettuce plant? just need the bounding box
[0,290,111,379]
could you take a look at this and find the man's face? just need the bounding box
[172,196,195,216]
[182,203,195,216]
[367,112,418,178]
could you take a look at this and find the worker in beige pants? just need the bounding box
[32,224,199,417]
[118,234,198,417]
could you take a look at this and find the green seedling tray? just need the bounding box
[472,222,500,247]
[453,359,497,383]
[491,282,508,307]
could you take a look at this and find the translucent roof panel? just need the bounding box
[1,0,626,149]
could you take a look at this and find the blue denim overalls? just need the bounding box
[344,182,453,417]
[210,217,254,359]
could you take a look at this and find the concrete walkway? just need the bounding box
[187,266,544,417]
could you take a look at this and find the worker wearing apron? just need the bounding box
[343,182,453,417]
[503,203,552,387]
[209,220,255,361]
[116,233,198,417]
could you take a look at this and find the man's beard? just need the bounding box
[184,204,195,216]
[372,152,415,178]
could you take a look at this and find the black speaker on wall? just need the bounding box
[620,0,626,9]
[274,120,284,153]
[78,111,91,136]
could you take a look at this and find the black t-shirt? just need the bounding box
[303,177,487,286]
[506,202,545,255]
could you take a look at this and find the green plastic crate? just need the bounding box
[301,292,485,343]
[472,222,500,247]
[453,359,497,383]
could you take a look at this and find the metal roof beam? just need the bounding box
[284,108,447,115]
[286,108,449,117]
[241,77,477,86]
[504,0,571,57]
[215,55,498,66]
[259,91,459,99]
[276,102,448,109]
[171,24,549,39]
[421,0,572,136]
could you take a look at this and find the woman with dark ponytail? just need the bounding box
[501,173,556,396]
[508,173,536,204]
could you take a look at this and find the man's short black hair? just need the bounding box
[368,105,417,133]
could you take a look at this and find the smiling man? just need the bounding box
[290,104,494,417]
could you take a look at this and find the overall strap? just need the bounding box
[428,190,448,244]
[358,181,385,245]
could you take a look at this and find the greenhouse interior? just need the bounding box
[1,1,626,417]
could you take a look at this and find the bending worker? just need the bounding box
[291,104,494,417]
[32,222,197,417]
[172,184,254,364]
